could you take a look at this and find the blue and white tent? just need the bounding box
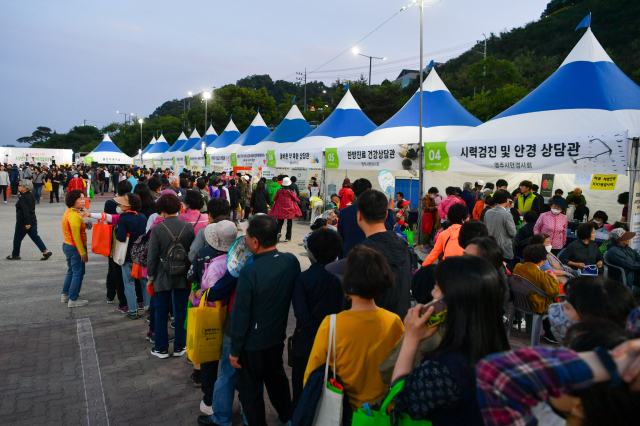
[207,119,241,151]
[258,105,312,148]
[145,133,172,165]
[141,136,156,155]
[336,69,481,170]
[184,123,217,166]
[447,28,640,175]
[276,90,376,168]
[162,131,188,164]
[86,134,132,165]
[179,129,202,153]
[212,113,272,167]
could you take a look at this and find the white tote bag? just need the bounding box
[113,233,129,265]
[311,314,343,426]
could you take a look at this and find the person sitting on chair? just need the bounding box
[604,228,640,300]
[513,244,561,344]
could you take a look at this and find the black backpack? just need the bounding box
[160,222,189,276]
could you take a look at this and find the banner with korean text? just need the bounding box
[275,147,324,168]
[430,131,628,174]
[234,151,269,168]
[329,143,421,171]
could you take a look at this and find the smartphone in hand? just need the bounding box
[420,297,447,328]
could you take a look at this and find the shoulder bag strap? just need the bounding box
[176,222,188,240]
[161,221,177,241]
[324,314,337,385]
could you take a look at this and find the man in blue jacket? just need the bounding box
[8,165,20,197]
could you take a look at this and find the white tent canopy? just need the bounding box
[141,136,156,155]
[211,113,272,167]
[86,135,132,165]
[161,131,187,164]
[184,124,218,166]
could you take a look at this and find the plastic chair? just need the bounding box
[506,274,555,347]
[603,255,628,287]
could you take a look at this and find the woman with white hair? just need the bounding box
[6,180,52,261]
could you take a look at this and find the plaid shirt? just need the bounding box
[269,188,301,220]
[533,211,568,249]
[476,347,594,426]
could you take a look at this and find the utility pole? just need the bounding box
[418,0,425,231]
[354,51,386,90]
[477,34,487,91]
[296,69,307,111]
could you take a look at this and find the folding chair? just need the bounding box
[507,274,555,346]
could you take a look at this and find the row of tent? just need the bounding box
[87,28,640,169]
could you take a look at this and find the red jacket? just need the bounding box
[270,189,302,220]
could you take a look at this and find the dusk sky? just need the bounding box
[1,0,551,145]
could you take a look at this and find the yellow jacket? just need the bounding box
[513,262,560,313]
[62,208,87,255]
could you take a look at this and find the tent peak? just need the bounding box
[205,123,218,136]
[561,28,613,67]
[188,129,201,139]
[177,131,187,141]
[336,89,362,110]
[249,112,268,128]
[284,104,305,121]
[156,134,168,143]
[222,119,239,133]
[102,134,113,142]
[417,68,450,94]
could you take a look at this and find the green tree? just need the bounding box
[467,56,521,92]
[17,126,53,144]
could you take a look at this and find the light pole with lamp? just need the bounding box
[201,140,207,167]
[117,111,128,125]
[352,49,386,89]
[138,118,144,165]
[202,91,211,135]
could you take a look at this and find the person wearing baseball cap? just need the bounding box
[605,228,640,290]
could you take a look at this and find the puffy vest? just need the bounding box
[517,192,537,211]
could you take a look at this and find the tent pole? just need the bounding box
[322,152,327,204]
[629,138,640,250]
[417,1,424,248]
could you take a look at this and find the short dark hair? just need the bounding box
[342,245,394,299]
[290,176,297,183]
[484,182,495,190]
[196,178,206,190]
[496,179,508,188]
[116,180,132,196]
[570,196,582,205]
[523,210,539,224]
[65,189,84,208]
[555,188,564,196]
[356,190,388,223]
[148,177,161,192]
[310,218,327,230]
[179,178,189,189]
[447,203,469,224]
[485,196,496,207]
[157,193,181,214]
[272,176,278,182]
[523,244,548,264]
[396,192,404,198]
[207,198,230,217]
[184,190,204,210]
[229,179,236,186]
[465,237,505,273]
[592,210,608,222]
[160,177,170,187]
[492,189,510,204]
[458,220,488,248]
[519,180,533,189]
[428,187,439,194]
[576,222,595,240]
[307,228,343,265]
[246,215,278,248]
[532,184,539,192]
[352,178,372,197]
[531,233,550,245]
[617,191,629,205]
[445,186,456,196]
[565,276,636,327]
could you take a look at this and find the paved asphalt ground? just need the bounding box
[0,190,534,425]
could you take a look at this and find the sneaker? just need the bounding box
[117,306,129,314]
[146,331,155,343]
[542,335,559,345]
[106,297,115,304]
[61,294,69,303]
[199,400,213,415]
[137,302,145,311]
[186,357,194,366]
[277,233,281,242]
[170,322,175,329]
[169,315,174,321]
[146,317,150,323]
[127,311,139,320]
[190,371,202,388]
[68,299,89,307]
[173,347,186,357]
[197,415,220,425]
[284,239,290,243]
[150,348,169,359]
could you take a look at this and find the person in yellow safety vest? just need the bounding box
[517,180,540,214]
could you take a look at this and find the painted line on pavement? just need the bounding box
[76,318,110,426]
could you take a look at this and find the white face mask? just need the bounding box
[74,174,78,178]
[551,208,562,215]
[594,220,603,225]
[116,206,124,214]
[548,303,578,344]
[545,245,553,253]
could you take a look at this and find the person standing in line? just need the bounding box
[237,175,250,222]
[102,167,110,193]
[61,190,89,307]
[7,180,52,261]
[249,181,270,216]
[126,169,138,192]
[229,215,301,426]
[46,168,61,203]
[485,189,517,270]
[270,177,301,243]
[8,164,19,198]
[112,168,121,195]
[0,165,9,203]
[33,167,45,204]
[338,178,355,207]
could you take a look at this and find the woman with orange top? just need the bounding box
[61,189,89,307]
[422,203,469,266]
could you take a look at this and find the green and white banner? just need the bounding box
[330,143,421,171]
[274,147,323,168]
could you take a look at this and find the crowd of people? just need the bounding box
[4,160,640,425]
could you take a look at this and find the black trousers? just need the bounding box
[201,360,220,406]
[148,296,155,333]
[277,219,293,241]
[50,183,59,202]
[0,185,6,201]
[290,355,309,417]
[236,343,291,426]
[106,257,126,306]
[10,181,18,197]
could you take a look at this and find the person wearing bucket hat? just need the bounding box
[270,177,301,242]
[604,228,640,292]
[7,179,52,261]
[534,196,568,254]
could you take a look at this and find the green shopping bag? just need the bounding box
[89,187,94,199]
[402,229,414,246]
[352,379,431,426]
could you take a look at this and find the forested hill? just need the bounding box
[27,0,640,156]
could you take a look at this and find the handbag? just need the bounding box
[89,187,94,199]
[403,228,414,246]
[91,213,113,257]
[113,233,129,265]
[352,380,432,426]
[311,314,343,426]
[186,288,227,364]
[44,182,52,192]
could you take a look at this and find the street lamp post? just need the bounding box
[353,49,386,89]
[201,140,206,165]
[183,91,192,127]
[202,91,211,135]
[138,118,144,165]
[117,111,127,125]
